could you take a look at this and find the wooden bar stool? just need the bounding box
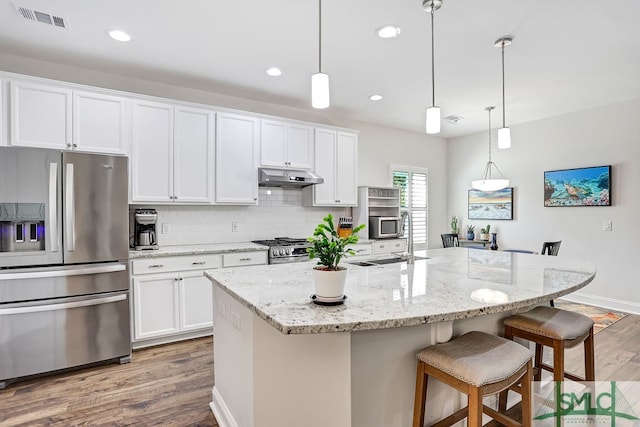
[413,331,533,427]
[503,306,595,382]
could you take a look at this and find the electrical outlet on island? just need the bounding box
[232,221,239,232]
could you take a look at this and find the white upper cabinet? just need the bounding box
[73,90,128,154]
[130,101,214,204]
[131,100,174,203]
[173,106,214,203]
[303,128,358,206]
[335,131,358,205]
[216,112,259,204]
[10,80,128,154]
[10,81,72,149]
[260,120,313,170]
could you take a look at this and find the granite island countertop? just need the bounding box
[129,242,268,259]
[204,247,596,335]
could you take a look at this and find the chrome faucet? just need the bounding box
[400,209,414,264]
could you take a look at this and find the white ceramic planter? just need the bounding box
[312,267,348,298]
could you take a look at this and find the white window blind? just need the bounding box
[392,166,428,250]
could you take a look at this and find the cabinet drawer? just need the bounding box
[131,254,221,275]
[372,239,407,255]
[223,251,268,268]
[348,244,372,257]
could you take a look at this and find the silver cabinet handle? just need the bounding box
[0,263,126,281]
[0,294,126,315]
[49,162,59,253]
[148,264,164,268]
[192,261,207,265]
[239,258,252,262]
[65,162,75,251]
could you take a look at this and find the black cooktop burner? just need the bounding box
[252,237,308,246]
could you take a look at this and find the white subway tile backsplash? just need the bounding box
[144,188,350,246]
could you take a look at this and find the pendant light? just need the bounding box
[495,37,512,149]
[423,0,442,134]
[311,0,330,109]
[471,106,510,192]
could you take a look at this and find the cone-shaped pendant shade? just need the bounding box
[311,72,330,109]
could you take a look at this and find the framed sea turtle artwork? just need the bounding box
[544,165,611,207]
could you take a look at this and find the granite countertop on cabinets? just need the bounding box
[205,247,596,335]
[129,242,268,259]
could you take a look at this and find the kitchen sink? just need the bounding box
[348,255,429,267]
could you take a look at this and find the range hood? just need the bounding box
[258,168,324,188]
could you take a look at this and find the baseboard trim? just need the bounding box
[559,292,640,315]
[210,386,238,427]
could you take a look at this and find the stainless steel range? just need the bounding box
[252,238,311,264]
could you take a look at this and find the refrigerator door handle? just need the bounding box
[65,162,76,251]
[0,293,127,316]
[0,263,126,281]
[49,162,59,253]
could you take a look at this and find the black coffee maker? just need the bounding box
[133,208,159,250]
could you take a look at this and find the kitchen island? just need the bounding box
[205,248,595,427]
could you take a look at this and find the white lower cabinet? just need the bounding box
[131,254,221,348]
[179,271,214,331]
[372,239,407,255]
[133,273,181,340]
[130,251,267,348]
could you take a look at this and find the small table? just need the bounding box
[459,239,491,248]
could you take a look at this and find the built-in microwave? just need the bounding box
[369,216,402,239]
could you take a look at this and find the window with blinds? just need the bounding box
[392,167,428,249]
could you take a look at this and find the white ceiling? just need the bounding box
[1,0,640,138]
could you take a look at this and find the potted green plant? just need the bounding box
[450,215,459,234]
[307,214,364,299]
[480,224,491,241]
[466,225,475,241]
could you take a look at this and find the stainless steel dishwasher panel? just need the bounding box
[0,291,131,384]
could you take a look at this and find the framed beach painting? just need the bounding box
[468,187,513,220]
[544,165,611,207]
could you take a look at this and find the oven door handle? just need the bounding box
[0,263,126,281]
[0,293,127,316]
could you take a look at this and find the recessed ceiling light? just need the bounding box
[369,94,383,101]
[266,67,282,77]
[375,25,401,39]
[107,29,131,42]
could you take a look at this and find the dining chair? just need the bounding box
[541,241,561,256]
[441,233,459,248]
[541,241,561,306]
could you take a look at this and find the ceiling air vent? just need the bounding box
[444,115,463,124]
[15,5,69,29]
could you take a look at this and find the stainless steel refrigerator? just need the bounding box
[0,147,130,388]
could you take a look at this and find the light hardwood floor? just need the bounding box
[0,337,217,426]
[1,314,638,426]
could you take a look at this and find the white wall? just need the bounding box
[0,52,446,247]
[447,98,640,313]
